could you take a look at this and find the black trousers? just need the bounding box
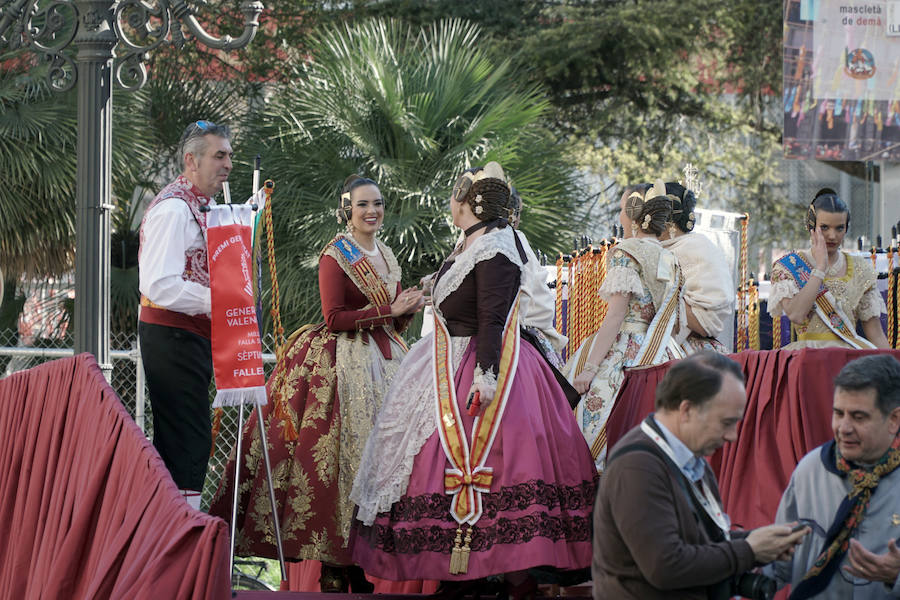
[139,321,213,491]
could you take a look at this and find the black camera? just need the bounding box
[732,572,776,600]
[709,571,776,600]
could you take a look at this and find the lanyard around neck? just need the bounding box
[640,420,731,539]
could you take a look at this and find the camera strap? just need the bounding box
[639,420,731,539]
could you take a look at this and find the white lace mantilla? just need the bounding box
[351,333,472,525]
[431,227,524,311]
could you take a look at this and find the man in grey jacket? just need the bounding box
[768,353,900,599]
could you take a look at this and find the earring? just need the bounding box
[630,222,639,237]
[346,221,355,235]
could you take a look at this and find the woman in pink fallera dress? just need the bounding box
[350,163,597,598]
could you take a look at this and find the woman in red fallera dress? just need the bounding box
[209,175,424,592]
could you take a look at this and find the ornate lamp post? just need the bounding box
[0,0,263,376]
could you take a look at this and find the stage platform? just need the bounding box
[233,587,593,599]
[234,594,429,599]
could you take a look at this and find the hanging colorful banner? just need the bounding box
[784,0,900,160]
[207,203,267,408]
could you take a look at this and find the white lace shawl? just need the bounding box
[350,333,471,525]
[516,231,568,351]
[431,227,524,311]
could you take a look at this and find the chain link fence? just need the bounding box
[0,328,277,510]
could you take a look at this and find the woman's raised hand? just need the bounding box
[810,228,828,271]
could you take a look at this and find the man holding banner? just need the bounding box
[138,120,233,509]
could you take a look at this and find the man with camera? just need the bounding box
[593,352,807,599]
[766,354,900,599]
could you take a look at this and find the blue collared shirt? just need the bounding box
[652,416,707,483]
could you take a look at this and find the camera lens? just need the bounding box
[734,573,776,600]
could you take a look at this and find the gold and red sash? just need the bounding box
[776,252,875,349]
[326,236,408,350]
[328,236,392,306]
[433,293,521,527]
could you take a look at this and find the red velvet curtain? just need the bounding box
[606,348,900,529]
[0,353,230,599]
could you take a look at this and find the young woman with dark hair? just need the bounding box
[769,188,888,349]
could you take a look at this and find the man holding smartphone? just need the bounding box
[593,352,807,599]
[767,354,900,599]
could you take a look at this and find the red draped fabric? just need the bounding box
[286,560,439,593]
[606,348,900,530]
[0,353,230,599]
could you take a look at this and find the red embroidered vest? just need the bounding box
[138,175,212,339]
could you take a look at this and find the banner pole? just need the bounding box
[229,404,245,586]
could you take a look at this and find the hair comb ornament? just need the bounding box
[806,204,817,231]
[452,172,476,203]
[476,161,507,185]
[646,179,667,202]
[625,191,645,220]
[338,190,353,223]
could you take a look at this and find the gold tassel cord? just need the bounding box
[555,254,564,354]
[566,257,574,358]
[459,525,472,574]
[888,248,896,349]
[749,280,760,351]
[262,180,298,442]
[449,525,463,574]
[890,270,896,349]
[574,249,584,352]
[570,251,579,353]
[598,241,609,324]
[590,246,601,338]
[737,215,750,351]
[772,310,782,350]
[449,524,471,575]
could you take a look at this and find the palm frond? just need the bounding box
[232,18,585,329]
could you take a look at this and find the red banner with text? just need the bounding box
[207,204,267,407]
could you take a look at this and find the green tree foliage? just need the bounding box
[351,0,790,242]
[0,59,77,280]
[232,18,584,328]
[0,50,247,337]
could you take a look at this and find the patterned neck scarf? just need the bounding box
[789,434,900,600]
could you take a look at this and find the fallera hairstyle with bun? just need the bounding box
[806,187,849,231]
